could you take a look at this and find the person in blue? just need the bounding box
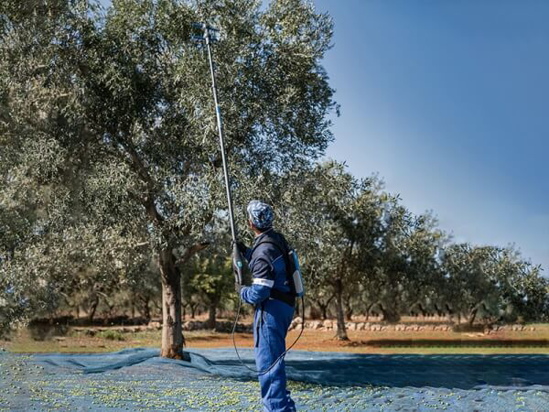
[237,200,296,412]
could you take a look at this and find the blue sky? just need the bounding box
[315,0,548,272]
[98,0,548,272]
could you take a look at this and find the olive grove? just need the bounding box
[1,0,548,346]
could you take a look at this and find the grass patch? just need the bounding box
[96,330,126,341]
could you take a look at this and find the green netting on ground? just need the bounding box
[1,348,549,411]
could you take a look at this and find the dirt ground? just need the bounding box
[2,322,549,355]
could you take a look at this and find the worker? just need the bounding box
[236,200,296,412]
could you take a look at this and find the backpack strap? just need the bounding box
[251,237,296,307]
[251,239,291,274]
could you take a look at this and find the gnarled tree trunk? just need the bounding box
[159,248,185,359]
[334,279,349,340]
[207,302,217,330]
[321,306,329,320]
[158,242,209,359]
[469,308,478,327]
[381,304,401,323]
[88,295,99,323]
[140,295,151,322]
[311,295,333,320]
[344,300,354,321]
[189,302,198,319]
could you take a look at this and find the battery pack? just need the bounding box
[290,251,305,297]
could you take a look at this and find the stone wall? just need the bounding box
[73,320,535,335]
[288,319,536,333]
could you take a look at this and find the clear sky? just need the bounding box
[98,0,548,272]
[315,0,548,272]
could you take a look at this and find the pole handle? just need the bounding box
[232,243,244,285]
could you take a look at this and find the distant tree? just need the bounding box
[366,196,412,323]
[280,161,384,340]
[121,249,161,322]
[182,247,233,329]
[391,212,447,322]
[440,244,502,325]
[307,288,335,320]
[488,247,549,323]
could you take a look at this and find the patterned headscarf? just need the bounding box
[247,200,274,230]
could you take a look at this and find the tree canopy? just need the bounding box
[0,0,338,353]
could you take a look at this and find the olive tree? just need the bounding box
[0,0,336,357]
[374,208,447,323]
[484,247,549,323]
[279,161,384,340]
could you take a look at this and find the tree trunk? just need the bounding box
[412,303,427,317]
[319,303,328,320]
[88,295,99,323]
[469,308,478,327]
[207,302,217,330]
[381,304,401,323]
[364,302,375,321]
[334,279,348,340]
[140,296,151,322]
[344,302,353,321]
[159,248,185,359]
[314,293,334,320]
[433,303,444,317]
[189,302,198,319]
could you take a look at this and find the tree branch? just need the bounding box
[176,242,210,265]
[109,131,166,226]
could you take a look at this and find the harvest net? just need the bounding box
[1,348,549,410]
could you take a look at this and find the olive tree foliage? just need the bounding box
[0,0,337,355]
[440,244,549,325]
[266,162,548,327]
[276,161,385,340]
[54,239,160,323]
[371,206,448,323]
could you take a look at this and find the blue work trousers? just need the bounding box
[254,298,296,412]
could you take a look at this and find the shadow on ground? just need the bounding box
[353,338,549,348]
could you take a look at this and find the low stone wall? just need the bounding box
[72,320,535,335]
[180,320,252,333]
[288,318,536,333]
[73,320,253,335]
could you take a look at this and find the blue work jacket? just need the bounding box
[240,229,292,305]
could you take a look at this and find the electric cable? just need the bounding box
[231,295,306,376]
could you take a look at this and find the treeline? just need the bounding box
[3,161,548,342]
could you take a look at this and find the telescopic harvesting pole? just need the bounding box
[193,21,305,376]
[197,23,244,286]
